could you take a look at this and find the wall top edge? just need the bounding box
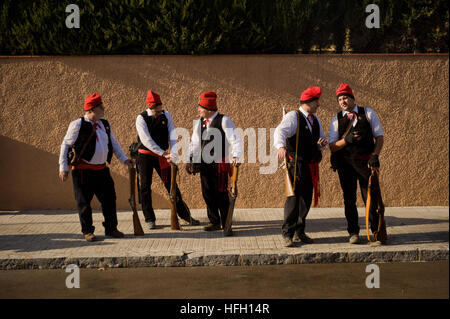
[0,53,449,59]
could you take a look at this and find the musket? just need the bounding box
[169,163,182,230]
[128,162,144,236]
[223,165,239,236]
[365,168,387,244]
[282,107,295,197]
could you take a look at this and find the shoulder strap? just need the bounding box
[341,116,356,139]
[77,123,97,160]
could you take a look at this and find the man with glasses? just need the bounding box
[59,93,132,242]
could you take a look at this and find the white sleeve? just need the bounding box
[328,116,339,144]
[58,118,82,172]
[273,111,297,149]
[187,119,202,162]
[136,114,165,156]
[222,115,243,159]
[165,111,178,155]
[365,108,384,137]
[109,126,128,163]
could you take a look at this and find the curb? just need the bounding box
[1,248,448,270]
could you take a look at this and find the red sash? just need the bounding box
[138,149,170,183]
[354,153,372,160]
[72,163,107,170]
[218,160,232,193]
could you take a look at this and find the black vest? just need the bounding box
[137,111,169,151]
[73,118,112,163]
[200,113,227,163]
[286,111,322,164]
[337,106,375,157]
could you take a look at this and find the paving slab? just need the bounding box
[0,207,448,269]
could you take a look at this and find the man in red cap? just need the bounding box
[186,91,243,234]
[58,93,133,242]
[328,83,384,244]
[274,86,328,247]
[134,90,199,229]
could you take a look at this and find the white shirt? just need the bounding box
[328,105,384,144]
[136,109,178,156]
[274,107,326,150]
[59,115,128,172]
[188,112,243,162]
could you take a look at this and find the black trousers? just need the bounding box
[200,163,230,228]
[137,153,190,223]
[282,163,313,239]
[71,167,118,234]
[337,157,380,235]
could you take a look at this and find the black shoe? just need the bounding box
[349,233,360,244]
[223,228,233,237]
[182,217,200,226]
[203,223,221,231]
[294,233,314,244]
[84,233,96,242]
[146,221,157,230]
[282,236,294,247]
[105,229,124,238]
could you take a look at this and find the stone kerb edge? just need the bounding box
[0,248,447,270]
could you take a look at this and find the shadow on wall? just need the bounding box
[0,135,169,210]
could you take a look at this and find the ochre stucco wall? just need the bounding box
[0,55,448,210]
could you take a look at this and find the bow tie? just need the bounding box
[346,111,357,119]
[204,119,210,125]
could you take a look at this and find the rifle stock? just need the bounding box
[284,161,295,197]
[282,107,295,197]
[170,164,182,230]
[223,165,239,236]
[128,163,144,236]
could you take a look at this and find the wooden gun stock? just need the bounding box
[284,160,295,197]
[128,163,144,236]
[170,164,182,230]
[223,165,239,236]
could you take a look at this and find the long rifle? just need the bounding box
[282,107,295,197]
[128,163,144,236]
[169,163,182,230]
[365,168,387,244]
[223,165,239,236]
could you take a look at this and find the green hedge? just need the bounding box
[0,0,448,54]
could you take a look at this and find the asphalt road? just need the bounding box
[0,261,448,299]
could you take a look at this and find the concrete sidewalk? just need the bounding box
[0,207,448,269]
